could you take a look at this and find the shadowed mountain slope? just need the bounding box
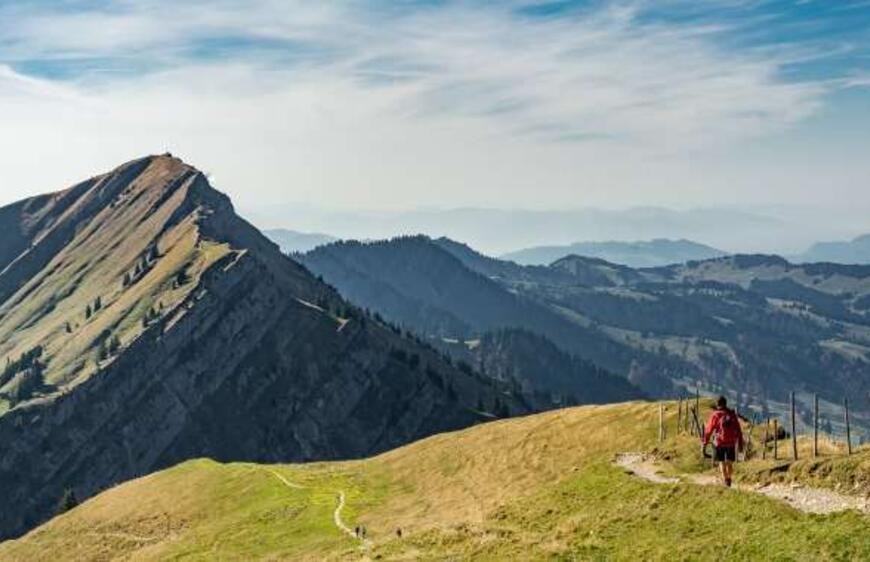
[300,237,674,395]
[302,237,870,435]
[440,328,644,405]
[0,156,522,539]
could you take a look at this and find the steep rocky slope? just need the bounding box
[0,156,521,539]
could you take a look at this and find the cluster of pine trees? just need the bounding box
[0,345,47,402]
[122,245,160,289]
[141,305,162,328]
[0,346,45,387]
[97,332,122,362]
[85,296,102,320]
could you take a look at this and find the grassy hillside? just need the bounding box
[5,400,870,561]
[0,156,228,414]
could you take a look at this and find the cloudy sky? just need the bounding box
[0,1,868,246]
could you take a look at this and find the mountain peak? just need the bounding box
[0,158,520,539]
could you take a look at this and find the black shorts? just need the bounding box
[714,446,736,462]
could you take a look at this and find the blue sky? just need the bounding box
[0,0,868,250]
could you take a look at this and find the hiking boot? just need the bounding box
[725,478,732,488]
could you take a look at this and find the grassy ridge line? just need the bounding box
[4,402,870,561]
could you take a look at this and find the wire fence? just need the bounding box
[659,390,856,462]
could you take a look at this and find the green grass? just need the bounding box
[4,401,870,561]
[0,460,384,562]
[377,462,870,561]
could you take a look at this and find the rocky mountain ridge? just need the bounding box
[0,156,520,539]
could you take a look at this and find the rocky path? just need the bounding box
[615,453,870,515]
[614,453,679,484]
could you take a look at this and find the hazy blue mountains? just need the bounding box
[502,238,727,267]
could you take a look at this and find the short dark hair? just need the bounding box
[717,395,727,409]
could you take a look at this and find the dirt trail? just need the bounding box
[266,469,305,490]
[263,468,372,549]
[334,491,374,552]
[614,453,679,484]
[615,452,870,515]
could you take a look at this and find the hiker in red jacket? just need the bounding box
[702,396,744,487]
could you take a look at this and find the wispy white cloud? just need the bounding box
[0,1,837,148]
[0,0,867,234]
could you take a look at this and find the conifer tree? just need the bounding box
[56,488,78,515]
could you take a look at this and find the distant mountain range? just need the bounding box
[301,236,870,436]
[791,234,870,265]
[502,238,727,267]
[263,228,336,254]
[243,205,805,256]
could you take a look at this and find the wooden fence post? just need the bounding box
[813,393,819,459]
[762,418,769,460]
[659,403,665,443]
[684,395,690,433]
[791,392,798,461]
[744,414,754,461]
[691,406,703,439]
[677,398,683,435]
[845,397,852,455]
[773,418,778,460]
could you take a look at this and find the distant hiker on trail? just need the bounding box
[702,396,744,487]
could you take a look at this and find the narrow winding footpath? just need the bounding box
[264,468,372,549]
[615,452,870,515]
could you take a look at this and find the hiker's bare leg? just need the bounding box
[719,461,727,483]
[723,461,733,484]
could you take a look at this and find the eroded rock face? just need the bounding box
[0,155,521,539]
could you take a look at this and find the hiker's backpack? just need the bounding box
[716,409,740,445]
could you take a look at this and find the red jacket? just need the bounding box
[703,408,744,448]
